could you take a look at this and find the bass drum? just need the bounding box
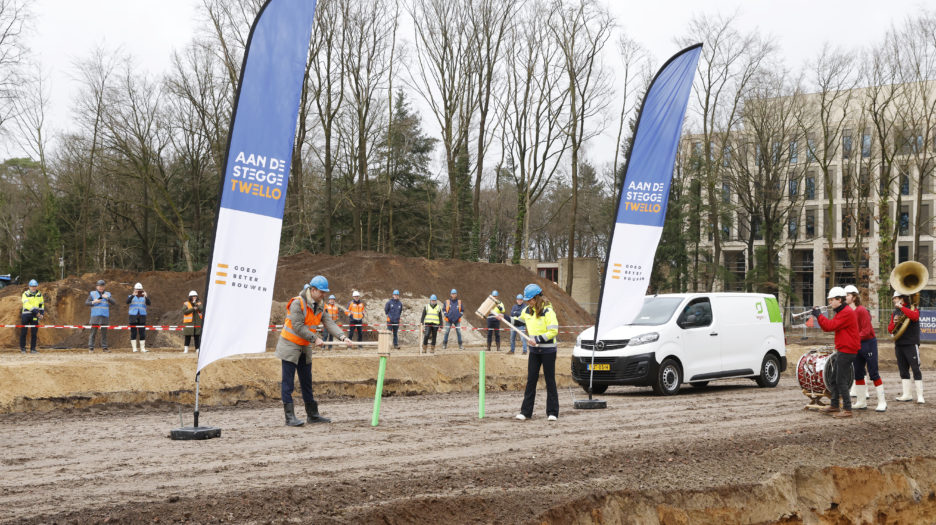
[796,349,834,395]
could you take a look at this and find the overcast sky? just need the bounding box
[17,0,933,166]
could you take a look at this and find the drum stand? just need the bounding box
[802,390,829,410]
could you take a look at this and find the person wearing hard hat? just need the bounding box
[19,279,44,354]
[322,295,341,342]
[498,283,559,421]
[181,291,203,354]
[276,275,352,426]
[420,294,443,353]
[508,294,528,355]
[485,290,505,352]
[126,283,151,353]
[813,286,860,418]
[889,289,924,404]
[345,291,366,348]
[86,279,116,353]
[442,289,464,350]
[844,285,884,412]
[384,290,403,350]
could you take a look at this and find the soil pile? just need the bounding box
[0,251,593,350]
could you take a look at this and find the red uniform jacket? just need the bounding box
[854,305,876,341]
[887,304,920,333]
[817,304,859,354]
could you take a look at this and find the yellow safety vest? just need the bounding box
[21,290,43,312]
[424,303,442,324]
[520,302,559,347]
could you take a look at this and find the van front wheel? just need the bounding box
[755,354,781,388]
[652,358,681,396]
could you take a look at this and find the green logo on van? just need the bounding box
[756,303,764,314]
[764,297,782,323]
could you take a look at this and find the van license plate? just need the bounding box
[587,363,610,371]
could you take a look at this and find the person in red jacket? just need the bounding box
[888,290,923,404]
[813,286,859,418]
[844,285,885,412]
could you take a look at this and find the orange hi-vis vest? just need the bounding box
[183,301,203,324]
[348,301,365,321]
[324,303,340,321]
[281,296,323,346]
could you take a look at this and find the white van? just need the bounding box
[571,293,786,396]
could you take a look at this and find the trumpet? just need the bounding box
[790,306,831,322]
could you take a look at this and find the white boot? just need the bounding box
[130,340,138,353]
[875,384,887,412]
[849,383,858,398]
[852,383,868,409]
[896,379,914,401]
[140,340,147,353]
[915,380,925,404]
[183,345,189,354]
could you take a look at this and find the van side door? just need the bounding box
[675,297,720,380]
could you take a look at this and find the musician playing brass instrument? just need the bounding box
[889,291,924,404]
[813,287,860,418]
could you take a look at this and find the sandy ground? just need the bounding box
[2,371,936,524]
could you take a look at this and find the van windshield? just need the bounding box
[628,297,684,326]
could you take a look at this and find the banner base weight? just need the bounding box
[573,399,607,410]
[170,426,221,440]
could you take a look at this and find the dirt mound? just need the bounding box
[0,252,593,350]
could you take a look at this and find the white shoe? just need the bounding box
[547,415,558,421]
[852,384,868,410]
[183,346,189,354]
[915,380,925,404]
[515,414,527,420]
[875,384,887,412]
[896,379,914,401]
[140,341,147,353]
[130,340,138,353]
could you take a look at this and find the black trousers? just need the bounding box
[486,317,500,345]
[129,314,146,341]
[854,339,880,382]
[423,324,439,346]
[895,344,923,380]
[389,323,399,346]
[348,320,363,342]
[281,353,316,404]
[184,334,201,349]
[520,351,559,418]
[830,352,855,410]
[19,313,38,351]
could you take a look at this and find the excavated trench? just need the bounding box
[537,458,936,525]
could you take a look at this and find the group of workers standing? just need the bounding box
[812,285,924,418]
[276,276,561,426]
[19,279,203,354]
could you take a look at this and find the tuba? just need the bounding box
[889,261,929,340]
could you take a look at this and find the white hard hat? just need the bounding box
[189,290,198,297]
[134,282,143,290]
[352,290,361,297]
[894,290,903,298]
[827,286,846,299]
[843,284,859,295]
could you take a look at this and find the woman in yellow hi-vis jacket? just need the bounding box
[500,283,559,421]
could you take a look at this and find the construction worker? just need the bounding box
[385,289,403,350]
[323,294,341,342]
[486,290,505,351]
[421,294,443,353]
[509,294,528,355]
[126,283,151,353]
[442,289,464,350]
[275,275,351,426]
[86,279,115,353]
[346,291,366,346]
[182,291,203,354]
[20,279,44,354]
[498,283,559,421]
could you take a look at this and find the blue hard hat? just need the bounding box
[492,290,499,297]
[430,294,438,301]
[392,289,400,295]
[450,289,457,294]
[523,283,543,301]
[28,279,38,287]
[516,294,523,300]
[309,275,330,292]
[328,294,336,300]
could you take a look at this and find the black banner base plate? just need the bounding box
[170,426,221,440]
[574,399,607,410]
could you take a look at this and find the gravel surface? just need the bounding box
[2,372,935,524]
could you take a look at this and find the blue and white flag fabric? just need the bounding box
[198,0,318,372]
[594,44,702,342]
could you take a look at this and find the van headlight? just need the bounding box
[629,332,659,346]
[576,334,582,348]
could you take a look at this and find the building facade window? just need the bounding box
[842,131,852,160]
[900,207,911,236]
[789,177,798,198]
[788,216,798,240]
[790,140,798,164]
[861,132,871,158]
[805,210,816,239]
[806,173,816,199]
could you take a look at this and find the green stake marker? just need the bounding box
[479,350,486,419]
[371,355,387,427]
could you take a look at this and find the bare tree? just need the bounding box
[550,0,612,294]
[0,0,29,130]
